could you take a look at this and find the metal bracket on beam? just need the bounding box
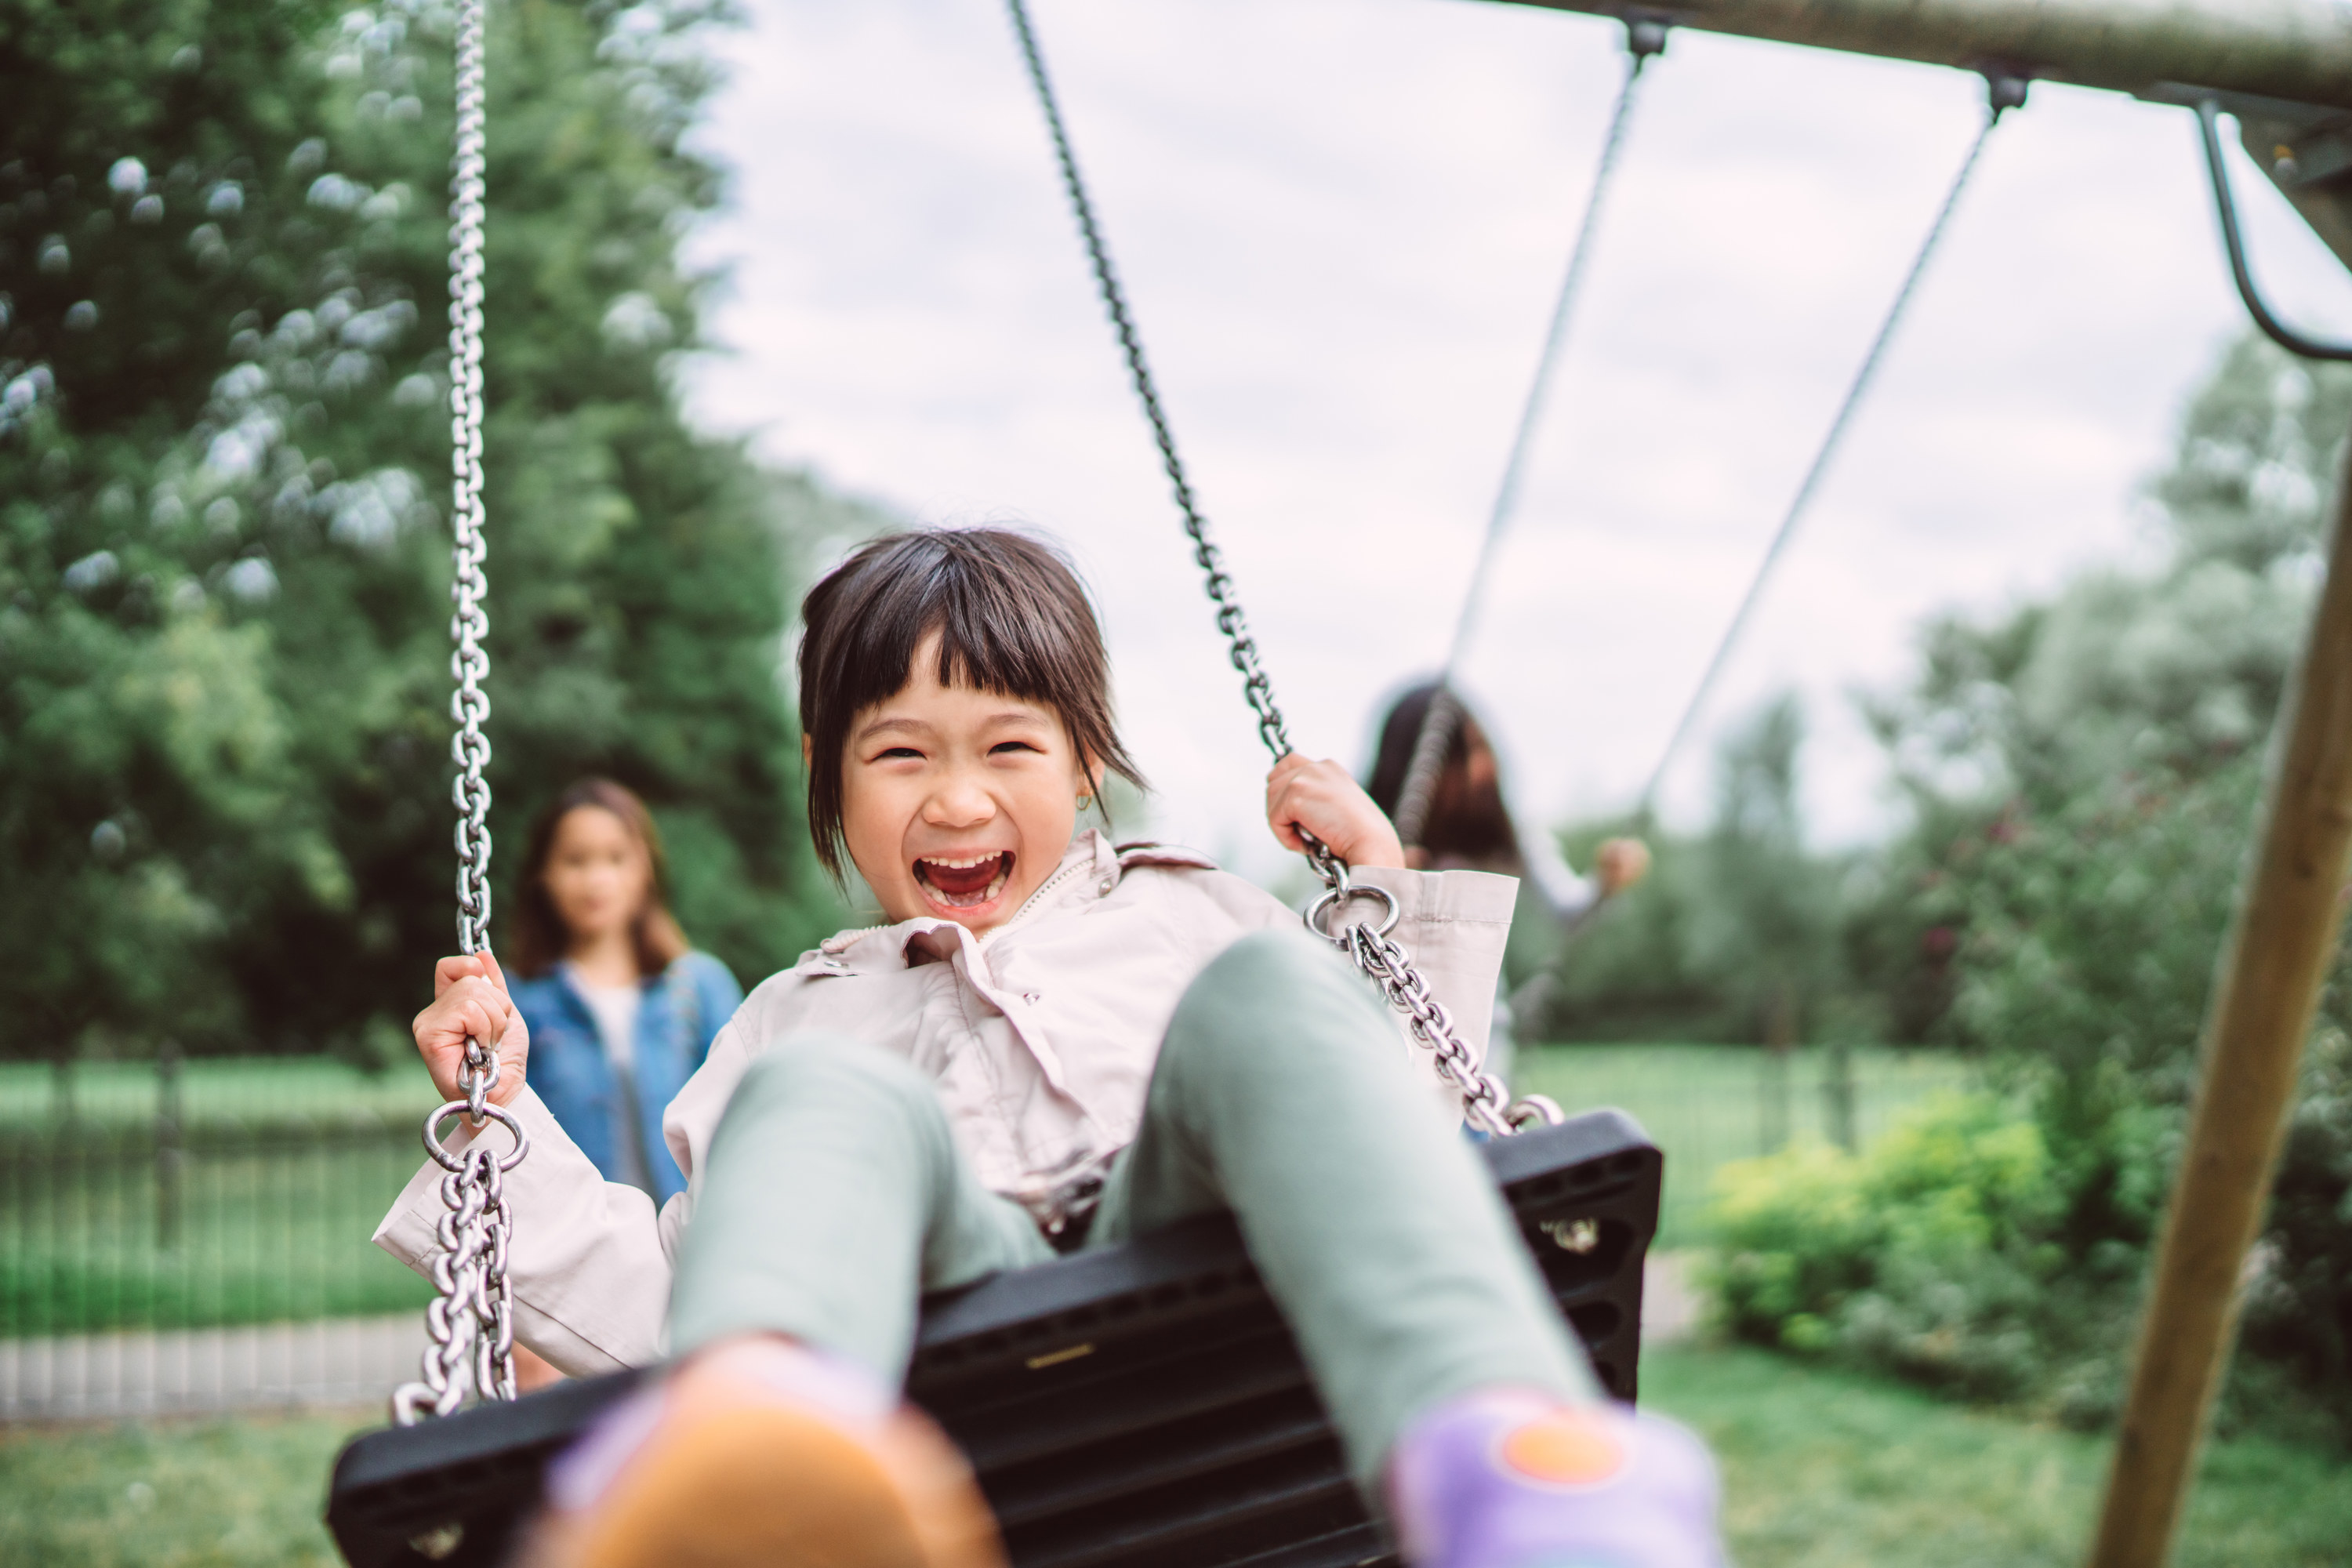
[1622,11,1671,59]
[2194,99,2352,361]
[1984,69,2030,118]
[2274,129,2352,191]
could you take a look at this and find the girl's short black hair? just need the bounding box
[797,528,1148,879]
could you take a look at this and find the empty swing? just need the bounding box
[325,5,1663,1566]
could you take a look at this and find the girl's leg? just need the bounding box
[1086,927,1597,1490]
[532,1041,1027,1568]
[669,1038,1053,1380]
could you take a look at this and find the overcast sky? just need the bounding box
[677,0,2352,880]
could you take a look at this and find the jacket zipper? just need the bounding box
[978,849,1098,949]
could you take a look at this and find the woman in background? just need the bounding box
[1367,683,1649,1087]
[507,779,743,1203]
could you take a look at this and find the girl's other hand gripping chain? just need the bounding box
[414,951,530,1109]
[1265,753,1406,871]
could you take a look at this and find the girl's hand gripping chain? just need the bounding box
[414,951,531,1109]
[1265,753,1407,870]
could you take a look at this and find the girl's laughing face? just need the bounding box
[837,630,1099,934]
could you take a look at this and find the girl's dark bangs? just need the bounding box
[798,528,1149,880]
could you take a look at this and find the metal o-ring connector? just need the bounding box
[422,1098,531,1174]
[1305,881,1401,944]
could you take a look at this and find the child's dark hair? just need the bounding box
[797,528,1148,879]
[509,778,691,978]
[1367,681,1518,862]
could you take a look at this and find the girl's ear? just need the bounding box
[1073,748,1106,811]
[800,733,814,768]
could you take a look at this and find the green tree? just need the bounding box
[1851,334,2352,1436]
[1542,695,1847,1045]
[2,0,853,1066]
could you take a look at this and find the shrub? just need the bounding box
[1704,1093,2066,1399]
[1702,1051,2352,1442]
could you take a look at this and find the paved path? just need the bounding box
[1642,1250,1702,1345]
[1,1313,427,1421]
[1,1254,1704,1422]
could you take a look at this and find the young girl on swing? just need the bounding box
[385,528,1719,1568]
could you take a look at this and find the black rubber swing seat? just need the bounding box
[326,1106,1661,1568]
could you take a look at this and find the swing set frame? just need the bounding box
[1488,5,2352,1567]
[338,4,2352,1566]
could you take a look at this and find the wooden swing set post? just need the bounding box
[1469,4,2352,1565]
[2085,425,2352,1566]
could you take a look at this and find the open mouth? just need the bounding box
[914,851,1012,910]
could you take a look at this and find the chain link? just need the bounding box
[1635,87,2013,818]
[447,0,492,960]
[999,2,1297,769]
[1389,686,1461,857]
[1010,0,1559,1135]
[1393,25,1663,851]
[1304,869,1561,1135]
[394,0,523,1425]
[392,1091,529,1421]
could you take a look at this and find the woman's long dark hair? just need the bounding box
[1366,682,1522,865]
[508,779,691,979]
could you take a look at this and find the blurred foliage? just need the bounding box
[1682,335,2352,1444]
[1539,695,1849,1046]
[1705,1094,2064,1401]
[1,0,870,1065]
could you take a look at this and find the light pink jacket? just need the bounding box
[374,831,1517,1374]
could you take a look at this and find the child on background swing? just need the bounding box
[387,528,1721,1568]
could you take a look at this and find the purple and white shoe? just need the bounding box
[1387,1390,1724,1568]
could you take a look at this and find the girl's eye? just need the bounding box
[989,740,1041,756]
[875,746,922,760]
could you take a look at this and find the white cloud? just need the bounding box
[678,0,2352,871]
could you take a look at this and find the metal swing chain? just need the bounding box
[1634,77,2022,820]
[393,0,529,1425]
[1005,0,1559,1139]
[1392,20,1666,851]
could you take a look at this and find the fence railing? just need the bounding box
[1516,1043,1974,1246]
[1,1056,439,1339]
[0,1045,1970,1340]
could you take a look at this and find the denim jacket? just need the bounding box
[506,951,741,1203]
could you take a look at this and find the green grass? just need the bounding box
[1646,1344,2352,1567]
[5,1345,2343,1566]
[0,1406,356,1568]
[1517,1044,1974,1244]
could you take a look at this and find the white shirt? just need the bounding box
[572,972,641,1073]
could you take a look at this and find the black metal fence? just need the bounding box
[1,1055,438,1338]
[1516,1044,1973,1244]
[0,1045,1971,1341]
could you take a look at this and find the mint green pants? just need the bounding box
[669,928,1596,1487]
